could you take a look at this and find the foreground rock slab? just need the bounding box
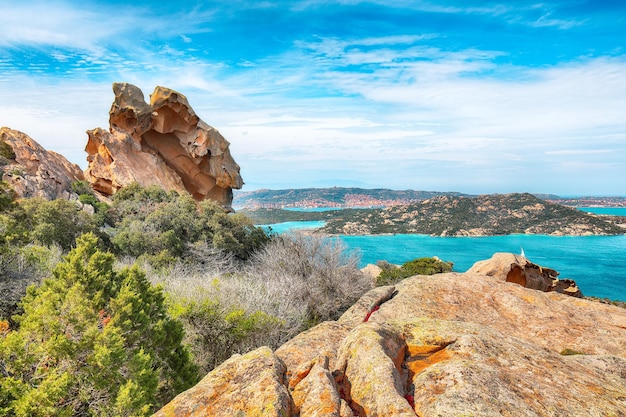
[154,264,626,416]
[153,346,291,417]
[85,83,242,209]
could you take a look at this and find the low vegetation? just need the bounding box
[0,182,373,415]
[243,193,624,236]
[375,257,454,286]
[0,234,198,416]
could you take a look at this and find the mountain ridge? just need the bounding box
[242,192,625,236]
[233,187,474,208]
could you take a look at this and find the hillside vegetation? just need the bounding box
[0,181,375,415]
[244,193,624,236]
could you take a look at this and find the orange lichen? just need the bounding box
[405,344,452,377]
[0,320,9,336]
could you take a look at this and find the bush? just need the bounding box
[0,233,198,416]
[376,257,453,286]
[247,232,372,327]
[142,232,372,373]
[0,181,16,212]
[17,198,98,250]
[0,244,63,322]
[170,298,281,375]
[109,183,269,262]
[70,180,93,196]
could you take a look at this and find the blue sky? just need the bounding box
[1,1,625,195]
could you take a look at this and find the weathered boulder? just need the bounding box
[467,252,583,297]
[153,255,626,416]
[291,354,343,416]
[0,127,84,200]
[84,83,242,209]
[360,273,624,356]
[152,346,292,417]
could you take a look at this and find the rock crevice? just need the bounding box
[153,254,626,416]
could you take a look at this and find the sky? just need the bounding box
[1,1,625,195]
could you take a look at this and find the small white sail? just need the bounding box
[520,247,526,257]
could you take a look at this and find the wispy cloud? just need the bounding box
[0,0,624,194]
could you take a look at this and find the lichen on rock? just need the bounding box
[152,254,626,416]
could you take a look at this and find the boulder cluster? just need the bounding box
[154,254,626,416]
[1,83,242,209]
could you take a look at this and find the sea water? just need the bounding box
[263,221,327,234]
[338,234,626,302]
[261,221,626,301]
[578,207,626,216]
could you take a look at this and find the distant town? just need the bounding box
[547,196,626,208]
[233,188,626,209]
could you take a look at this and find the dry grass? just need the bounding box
[127,232,372,372]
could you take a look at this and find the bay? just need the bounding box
[260,221,626,301]
[263,220,327,234]
[337,234,626,302]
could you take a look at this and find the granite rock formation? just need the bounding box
[0,127,84,200]
[153,255,626,416]
[467,252,583,297]
[84,83,242,209]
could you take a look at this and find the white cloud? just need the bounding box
[0,1,624,194]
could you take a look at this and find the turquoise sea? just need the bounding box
[339,234,626,302]
[578,207,626,216]
[263,221,626,302]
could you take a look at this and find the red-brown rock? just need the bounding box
[0,127,84,200]
[84,83,242,209]
[467,252,583,297]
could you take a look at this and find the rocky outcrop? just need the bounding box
[467,252,583,297]
[84,83,242,209]
[154,255,626,416]
[153,347,291,417]
[0,127,84,200]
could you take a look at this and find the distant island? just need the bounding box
[239,191,626,236]
[233,187,472,208]
[234,187,626,209]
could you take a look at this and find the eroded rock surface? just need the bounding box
[0,127,84,200]
[153,346,291,417]
[468,252,584,297]
[154,255,626,416]
[84,83,242,209]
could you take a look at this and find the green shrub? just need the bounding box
[109,184,269,261]
[0,181,16,212]
[78,193,99,206]
[376,257,453,286]
[0,244,63,322]
[19,198,97,250]
[70,180,93,196]
[170,297,281,375]
[0,233,198,416]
